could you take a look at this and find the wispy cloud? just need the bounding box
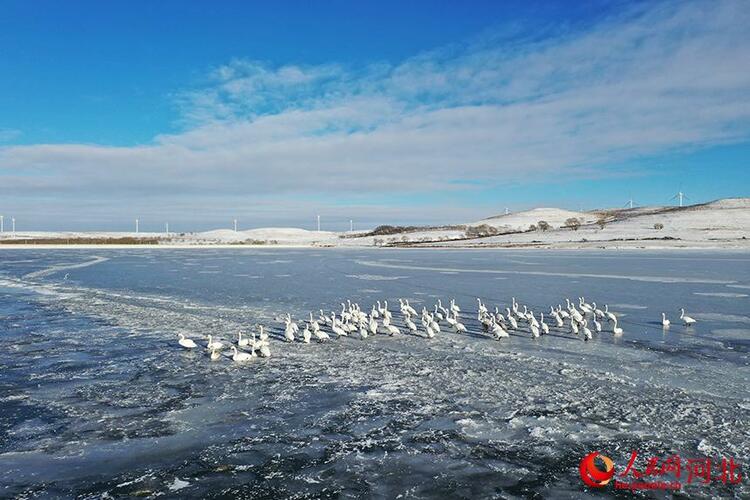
[1,0,749,227]
[0,128,21,143]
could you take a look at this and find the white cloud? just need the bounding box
[0,129,21,143]
[1,0,749,228]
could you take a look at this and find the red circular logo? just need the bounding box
[580,451,615,487]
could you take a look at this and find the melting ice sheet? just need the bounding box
[0,248,748,498]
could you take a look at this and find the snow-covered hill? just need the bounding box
[432,198,750,249]
[2,198,748,249]
[470,207,595,232]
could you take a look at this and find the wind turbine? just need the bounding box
[12,217,15,237]
[135,218,139,234]
[349,219,353,232]
[233,219,238,232]
[624,196,636,209]
[0,215,3,233]
[671,189,688,207]
[316,214,321,232]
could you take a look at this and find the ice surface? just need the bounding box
[0,249,748,498]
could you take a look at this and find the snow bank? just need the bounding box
[186,227,338,245]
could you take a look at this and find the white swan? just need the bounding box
[231,346,254,362]
[178,333,197,349]
[332,318,348,337]
[237,331,250,347]
[206,335,224,351]
[258,343,271,358]
[554,312,564,328]
[385,324,400,336]
[315,328,330,342]
[453,318,467,334]
[405,317,417,332]
[286,314,299,334]
[491,320,509,339]
[604,305,616,323]
[570,306,584,324]
[477,298,488,316]
[369,315,378,335]
[425,322,436,338]
[309,312,321,333]
[583,325,592,341]
[530,323,540,338]
[284,318,296,342]
[506,309,518,330]
[593,303,604,319]
[404,299,418,316]
[439,301,450,319]
[680,308,696,326]
[430,318,441,333]
[450,299,461,315]
[434,305,444,321]
[210,348,221,361]
[582,320,592,340]
[661,313,670,328]
[558,306,570,320]
[302,325,312,343]
[570,320,579,335]
[612,318,623,335]
[540,313,549,335]
[445,313,457,327]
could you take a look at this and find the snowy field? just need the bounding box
[0,249,749,498]
[2,198,748,250]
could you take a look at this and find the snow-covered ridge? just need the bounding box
[471,207,594,231]
[1,198,748,249]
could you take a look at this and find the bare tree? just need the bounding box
[466,224,499,238]
[538,220,550,231]
[565,217,582,231]
[654,223,664,230]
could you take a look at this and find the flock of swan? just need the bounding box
[177,296,698,363]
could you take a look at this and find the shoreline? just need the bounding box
[1,242,749,251]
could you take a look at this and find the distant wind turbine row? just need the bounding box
[1,189,694,239]
[621,188,689,210]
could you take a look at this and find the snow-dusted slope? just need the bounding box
[2,198,748,249]
[471,207,595,232]
[433,198,750,248]
[185,228,338,245]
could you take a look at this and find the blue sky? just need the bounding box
[1,0,748,231]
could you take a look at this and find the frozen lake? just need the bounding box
[1,249,748,498]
